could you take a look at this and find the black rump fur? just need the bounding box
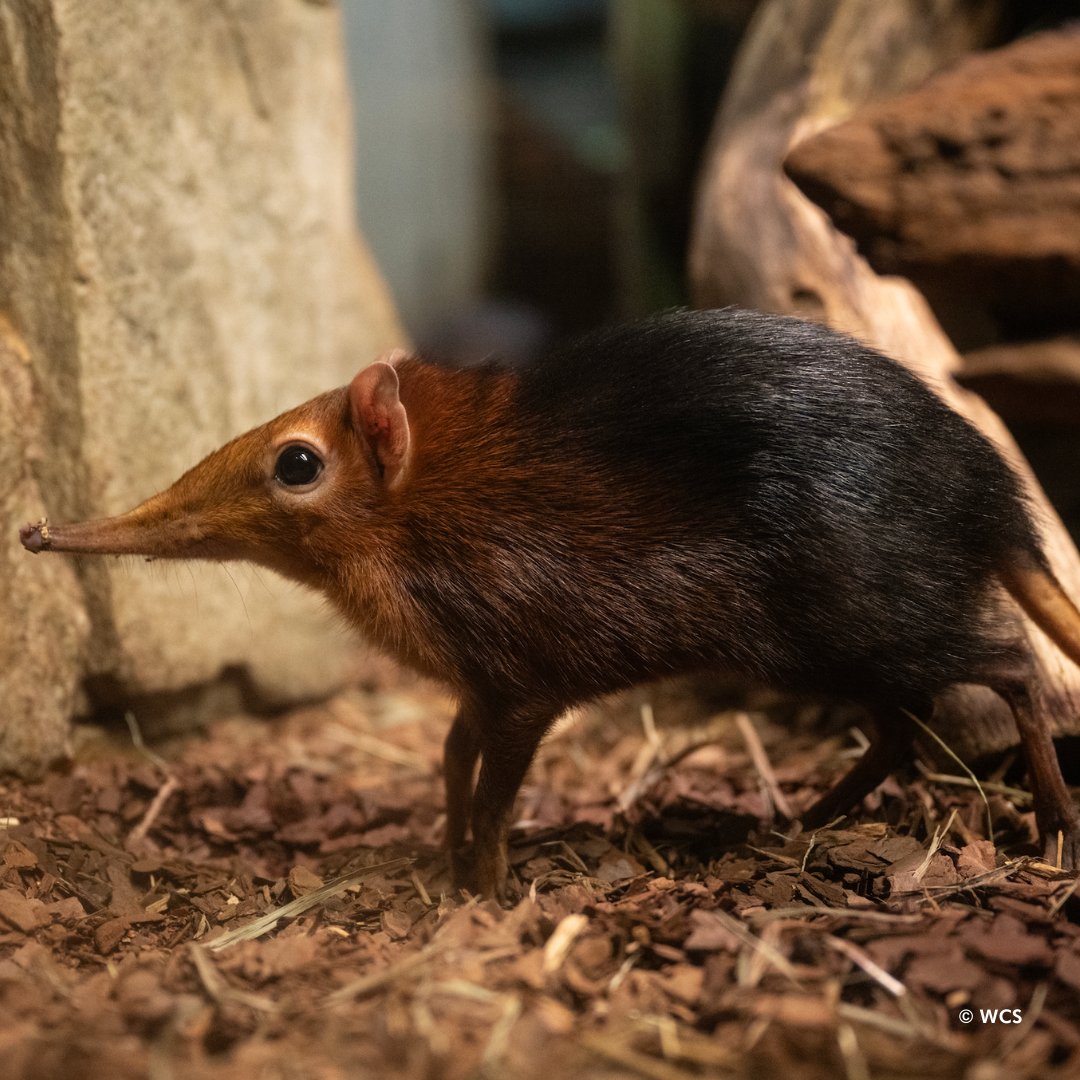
[459,308,1045,704]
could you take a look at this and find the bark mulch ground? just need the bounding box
[0,684,1078,1079]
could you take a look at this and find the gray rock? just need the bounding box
[1,1,402,771]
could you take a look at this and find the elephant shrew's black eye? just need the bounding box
[275,444,323,487]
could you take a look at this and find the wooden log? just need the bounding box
[689,0,1080,757]
[960,337,1080,424]
[964,339,1080,388]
